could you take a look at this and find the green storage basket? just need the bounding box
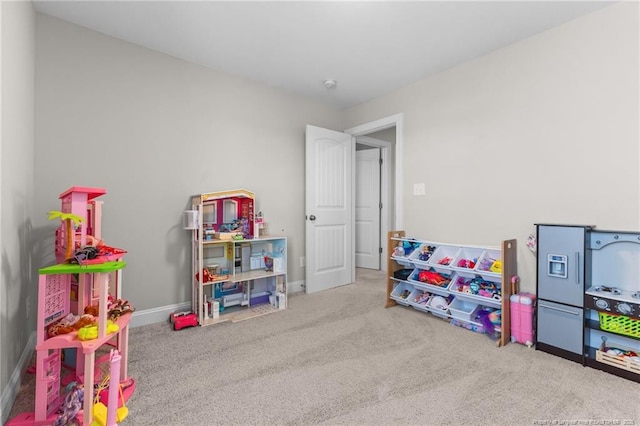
[598,312,640,338]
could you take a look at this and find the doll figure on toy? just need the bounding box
[84,297,134,321]
[393,243,405,257]
[70,235,127,265]
[419,246,436,262]
[47,313,97,337]
[53,382,84,426]
[83,235,103,247]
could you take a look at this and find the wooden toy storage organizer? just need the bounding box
[386,231,517,347]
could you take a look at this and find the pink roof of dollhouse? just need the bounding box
[58,186,106,201]
[199,189,254,202]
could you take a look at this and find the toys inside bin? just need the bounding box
[596,336,640,373]
[475,249,502,274]
[398,288,411,300]
[449,275,501,301]
[428,245,460,266]
[449,274,473,293]
[406,288,425,306]
[392,240,420,258]
[408,244,439,267]
[417,245,436,261]
[390,282,413,306]
[411,268,452,287]
[452,247,484,270]
[412,291,431,307]
[451,318,486,334]
[428,294,454,318]
[456,258,476,269]
[429,294,453,311]
[475,307,502,340]
[393,268,413,281]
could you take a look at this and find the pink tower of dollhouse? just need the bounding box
[55,186,106,264]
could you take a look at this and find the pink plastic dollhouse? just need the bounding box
[8,187,134,426]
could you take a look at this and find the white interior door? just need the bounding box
[305,125,354,294]
[355,148,381,269]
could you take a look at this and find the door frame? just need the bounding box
[355,137,387,270]
[345,113,404,271]
[354,144,383,270]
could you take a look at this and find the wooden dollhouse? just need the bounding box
[187,189,288,327]
[8,187,134,426]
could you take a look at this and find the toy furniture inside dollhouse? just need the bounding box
[8,187,134,426]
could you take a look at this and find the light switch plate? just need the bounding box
[413,183,425,196]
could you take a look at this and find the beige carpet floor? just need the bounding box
[7,268,640,425]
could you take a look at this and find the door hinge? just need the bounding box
[379,202,383,210]
[379,158,383,165]
[379,247,383,254]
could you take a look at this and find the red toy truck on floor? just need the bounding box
[170,311,198,330]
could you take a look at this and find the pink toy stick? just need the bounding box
[107,349,122,426]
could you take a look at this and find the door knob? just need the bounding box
[309,215,316,221]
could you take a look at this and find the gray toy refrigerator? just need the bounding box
[535,224,592,364]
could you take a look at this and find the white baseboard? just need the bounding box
[129,301,191,328]
[1,332,36,424]
[130,283,304,328]
[288,280,305,294]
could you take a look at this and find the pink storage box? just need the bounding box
[510,292,536,347]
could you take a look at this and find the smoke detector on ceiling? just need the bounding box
[323,80,337,89]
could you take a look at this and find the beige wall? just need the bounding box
[343,2,640,293]
[34,13,342,314]
[1,0,35,420]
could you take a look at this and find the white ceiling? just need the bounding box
[32,1,615,109]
